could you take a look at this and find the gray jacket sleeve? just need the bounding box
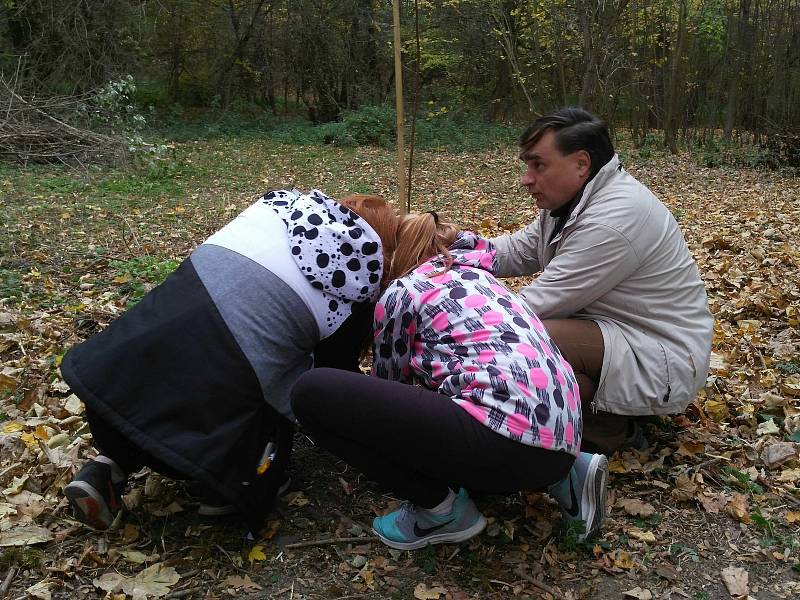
[519,222,640,319]
[489,217,542,277]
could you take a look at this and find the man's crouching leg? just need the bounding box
[542,318,644,454]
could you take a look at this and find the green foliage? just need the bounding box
[720,465,763,495]
[0,546,45,569]
[414,545,438,574]
[110,257,180,305]
[776,359,800,375]
[319,105,397,147]
[0,268,23,303]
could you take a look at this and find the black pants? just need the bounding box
[290,368,575,508]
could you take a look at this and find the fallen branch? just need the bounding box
[284,536,376,550]
[0,567,17,598]
[513,566,568,600]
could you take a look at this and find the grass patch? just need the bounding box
[110,256,180,305]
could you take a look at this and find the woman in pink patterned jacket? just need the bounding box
[291,212,609,550]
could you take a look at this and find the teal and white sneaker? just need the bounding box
[549,452,609,542]
[372,488,487,550]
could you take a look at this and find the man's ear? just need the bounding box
[575,150,591,178]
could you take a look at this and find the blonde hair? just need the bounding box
[338,194,399,290]
[389,212,459,281]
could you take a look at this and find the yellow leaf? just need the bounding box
[627,527,656,543]
[785,512,800,523]
[614,550,634,570]
[2,422,24,433]
[703,399,729,422]
[248,545,266,562]
[113,274,129,284]
[34,425,49,441]
[20,432,38,450]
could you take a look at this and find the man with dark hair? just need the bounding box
[491,107,713,454]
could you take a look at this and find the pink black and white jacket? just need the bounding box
[372,231,581,456]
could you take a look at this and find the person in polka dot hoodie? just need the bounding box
[373,229,580,454]
[291,213,610,550]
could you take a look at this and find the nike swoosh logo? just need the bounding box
[566,477,580,518]
[413,519,454,537]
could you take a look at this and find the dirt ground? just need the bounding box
[1,141,799,599]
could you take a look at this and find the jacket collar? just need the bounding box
[548,153,621,245]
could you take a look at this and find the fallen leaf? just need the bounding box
[224,575,262,592]
[0,525,53,547]
[616,498,656,516]
[720,566,749,596]
[414,583,447,599]
[95,563,180,599]
[676,441,706,456]
[698,492,727,514]
[627,527,657,543]
[655,562,679,581]
[671,473,699,502]
[614,550,634,570]
[786,511,800,523]
[3,474,29,495]
[121,523,140,543]
[118,550,152,564]
[260,519,281,540]
[725,493,752,523]
[704,398,729,421]
[63,394,83,415]
[248,545,266,562]
[285,490,310,507]
[781,374,800,397]
[762,442,797,468]
[25,579,53,600]
[622,586,652,599]
[779,468,800,482]
[757,418,781,436]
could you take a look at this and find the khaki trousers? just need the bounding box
[543,319,632,454]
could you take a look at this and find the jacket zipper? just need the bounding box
[658,342,672,403]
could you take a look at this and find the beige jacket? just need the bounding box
[491,155,713,416]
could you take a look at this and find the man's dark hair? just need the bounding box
[519,107,614,179]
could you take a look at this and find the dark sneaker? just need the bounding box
[197,475,292,516]
[555,452,609,542]
[64,460,124,530]
[624,420,649,452]
[371,488,487,550]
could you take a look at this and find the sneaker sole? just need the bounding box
[372,514,488,551]
[580,454,609,541]
[64,480,114,530]
[198,477,292,516]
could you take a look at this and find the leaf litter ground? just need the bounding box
[1,141,799,600]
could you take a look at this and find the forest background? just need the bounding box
[1,0,799,162]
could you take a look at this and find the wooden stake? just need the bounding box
[392,0,407,214]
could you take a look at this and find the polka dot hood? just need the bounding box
[262,189,384,328]
[372,231,581,455]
